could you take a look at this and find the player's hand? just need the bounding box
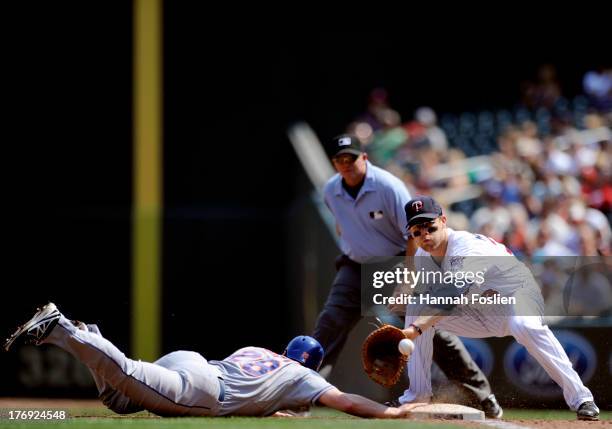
[406,235,418,257]
[397,402,430,418]
[271,411,295,418]
[401,325,420,340]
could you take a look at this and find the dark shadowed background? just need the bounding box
[3,3,609,400]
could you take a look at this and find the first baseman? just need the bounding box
[314,134,502,417]
[397,196,600,421]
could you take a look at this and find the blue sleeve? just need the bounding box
[322,180,335,214]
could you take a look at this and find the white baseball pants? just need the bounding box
[399,310,595,410]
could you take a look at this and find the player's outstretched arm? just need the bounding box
[318,388,402,418]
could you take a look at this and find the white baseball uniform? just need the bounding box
[400,228,596,411]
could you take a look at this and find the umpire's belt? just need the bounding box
[217,377,225,402]
[336,251,406,271]
[336,254,360,270]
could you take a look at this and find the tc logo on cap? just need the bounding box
[412,201,423,211]
[338,137,351,146]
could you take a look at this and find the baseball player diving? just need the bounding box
[4,303,425,418]
[396,196,600,421]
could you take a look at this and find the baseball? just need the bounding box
[398,338,414,356]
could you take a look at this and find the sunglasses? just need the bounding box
[332,154,359,165]
[410,222,438,237]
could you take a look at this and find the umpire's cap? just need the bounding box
[326,134,363,159]
[405,196,443,229]
[284,336,324,371]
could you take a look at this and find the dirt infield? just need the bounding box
[507,420,610,428]
[0,398,104,409]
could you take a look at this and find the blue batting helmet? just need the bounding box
[283,335,324,371]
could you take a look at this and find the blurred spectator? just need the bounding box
[576,224,601,256]
[503,204,530,257]
[585,205,612,254]
[349,88,409,167]
[580,114,611,147]
[542,138,578,176]
[532,223,575,258]
[515,121,542,161]
[583,67,612,112]
[564,249,612,316]
[414,106,449,154]
[367,109,408,166]
[521,64,562,110]
[348,88,393,149]
[355,87,391,132]
[499,173,522,204]
[539,259,570,316]
[470,181,511,241]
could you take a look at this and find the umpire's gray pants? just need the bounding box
[313,255,493,403]
[43,316,223,416]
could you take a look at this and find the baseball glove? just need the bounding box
[361,324,409,387]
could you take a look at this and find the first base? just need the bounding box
[408,403,484,420]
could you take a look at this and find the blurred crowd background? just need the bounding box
[332,65,612,317]
[348,65,611,258]
[328,65,612,318]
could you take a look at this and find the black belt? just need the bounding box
[336,254,360,270]
[217,377,225,402]
[337,252,405,270]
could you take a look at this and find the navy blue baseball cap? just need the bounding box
[326,134,363,159]
[405,196,443,229]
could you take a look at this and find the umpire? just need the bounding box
[312,134,502,418]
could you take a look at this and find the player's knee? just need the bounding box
[508,316,542,343]
[101,390,142,415]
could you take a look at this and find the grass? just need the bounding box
[0,407,453,429]
[0,407,610,429]
[0,420,466,429]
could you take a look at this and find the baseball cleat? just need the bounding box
[576,401,599,421]
[481,394,503,419]
[4,303,61,351]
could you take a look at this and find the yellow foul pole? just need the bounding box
[132,0,162,360]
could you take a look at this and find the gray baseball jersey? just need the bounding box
[42,316,333,417]
[211,347,334,416]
